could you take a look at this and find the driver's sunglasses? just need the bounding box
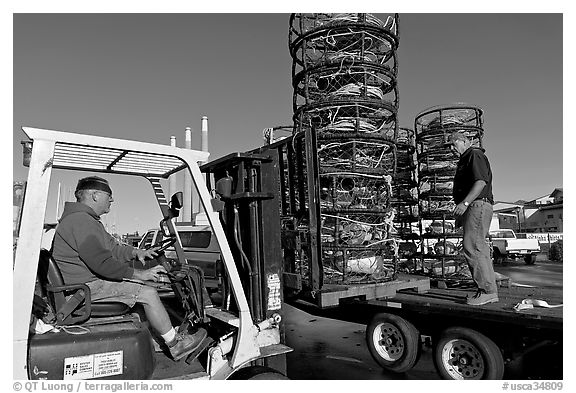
[97,190,113,199]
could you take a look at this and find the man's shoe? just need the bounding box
[466,292,499,306]
[467,289,481,300]
[167,328,208,361]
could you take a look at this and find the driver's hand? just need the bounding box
[133,247,159,266]
[133,265,167,282]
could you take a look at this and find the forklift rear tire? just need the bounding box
[366,313,421,373]
[228,365,289,380]
[433,326,504,380]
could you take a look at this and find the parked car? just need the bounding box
[138,222,222,289]
[489,229,540,265]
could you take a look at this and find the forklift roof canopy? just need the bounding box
[22,127,209,178]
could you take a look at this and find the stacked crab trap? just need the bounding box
[414,104,484,286]
[285,13,401,287]
[391,127,420,271]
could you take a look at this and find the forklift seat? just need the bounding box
[38,249,130,325]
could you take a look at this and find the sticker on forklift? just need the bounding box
[63,350,123,380]
[267,273,282,310]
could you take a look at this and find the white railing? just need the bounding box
[524,232,563,244]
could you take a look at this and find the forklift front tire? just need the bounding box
[366,313,421,373]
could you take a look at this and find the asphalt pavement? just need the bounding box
[284,302,440,380]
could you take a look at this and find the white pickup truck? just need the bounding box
[138,222,222,290]
[489,229,541,265]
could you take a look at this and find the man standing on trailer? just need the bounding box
[448,132,499,305]
[52,176,207,360]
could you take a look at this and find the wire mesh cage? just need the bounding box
[292,62,399,113]
[318,137,396,172]
[414,104,485,285]
[394,127,417,187]
[322,247,397,284]
[319,173,393,211]
[290,13,400,139]
[294,101,398,139]
[415,104,484,153]
[320,209,395,244]
[289,13,399,67]
[288,13,401,287]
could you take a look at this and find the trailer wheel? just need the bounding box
[524,254,537,265]
[228,365,289,380]
[433,327,504,380]
[366,313,421,373]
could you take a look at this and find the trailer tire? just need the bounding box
[366,313,421,373]
[228,365,289,380]
[524,254,537,265]
[433,327,504,380]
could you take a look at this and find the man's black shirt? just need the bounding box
[453,147,494,205]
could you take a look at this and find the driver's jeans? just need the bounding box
[462,200,497,294]
[86,279,172,335]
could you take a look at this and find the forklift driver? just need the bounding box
[51,176,207,361]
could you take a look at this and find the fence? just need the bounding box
[522,233,563,255]
[523,232,563,244]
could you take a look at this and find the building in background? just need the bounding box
[493,188,563,233]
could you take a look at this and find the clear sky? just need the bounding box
[12,12,564,236]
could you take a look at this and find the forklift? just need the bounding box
[13,127,291,380]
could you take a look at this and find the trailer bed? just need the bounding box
[368,284,563,330]
[293,276,562,333]
[315,273,430,308]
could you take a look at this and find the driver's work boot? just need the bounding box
[167,328,208,361]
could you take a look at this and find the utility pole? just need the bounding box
[183,127,192,222]
[169,136,177,212]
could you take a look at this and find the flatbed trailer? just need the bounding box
[290,276,563,380]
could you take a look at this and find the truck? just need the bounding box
[13,127,292,380]
[489,229,541,265]
[202,136,563,380]
[138,223,223,291]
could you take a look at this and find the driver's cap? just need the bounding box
[76,176,112,195]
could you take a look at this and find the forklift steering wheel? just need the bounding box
[147,237,177,255]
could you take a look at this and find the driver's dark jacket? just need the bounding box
[52,202,135,284]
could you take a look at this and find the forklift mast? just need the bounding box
[201,151,284,323]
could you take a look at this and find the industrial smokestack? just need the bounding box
[194,116,210,225]
[182,127,193,222]
[169,136,177,202]
[201,116,209,158]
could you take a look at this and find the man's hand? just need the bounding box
[453,202,468,217]
[132,265,167,282]
[132,247,159,266]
